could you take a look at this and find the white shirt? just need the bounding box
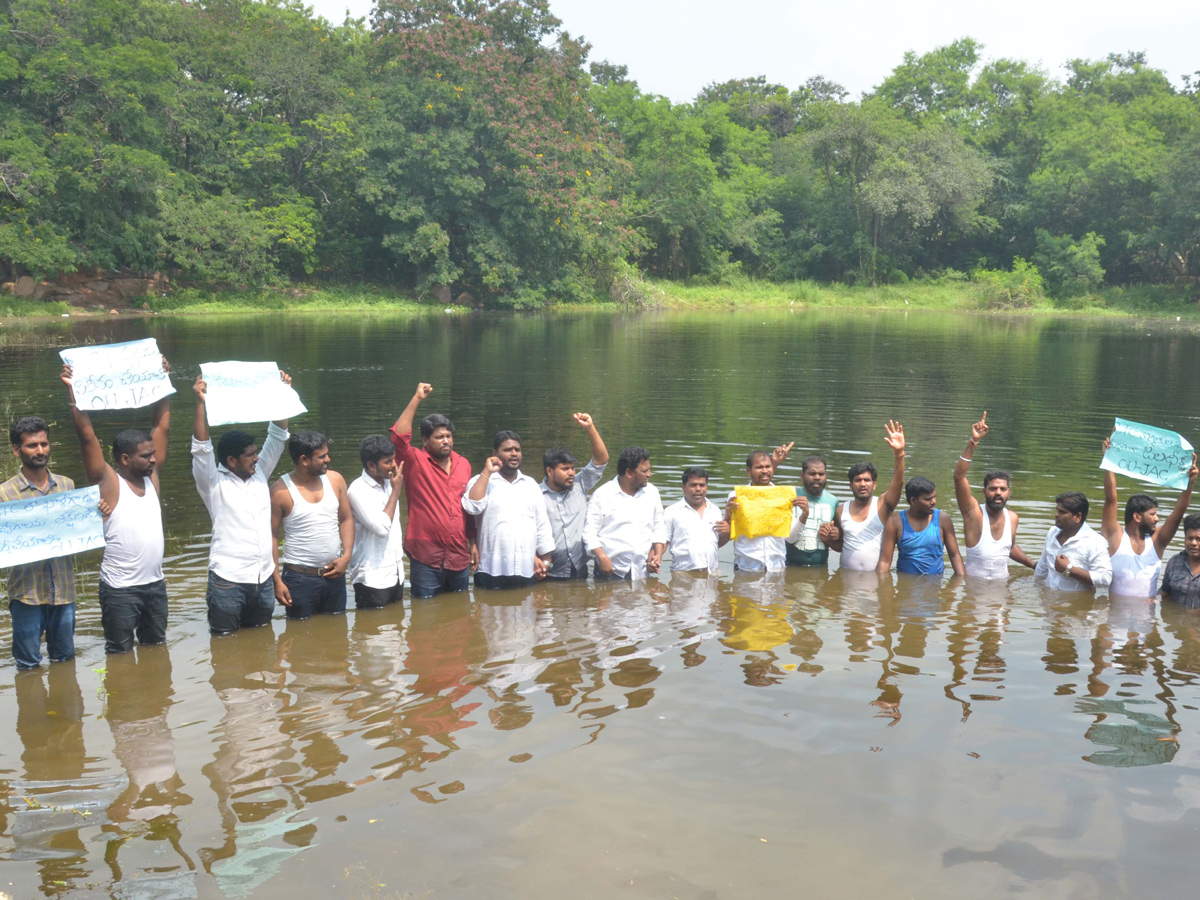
[462,471,556,578]
[727,485,803,573]
[191,422,289,583]
[1034,522,1114,591]
[347,470,405,589]
[664,498,724,573]
[583,480,668,578]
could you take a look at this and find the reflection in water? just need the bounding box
[103,647,196,897]
[8,311,1200,895]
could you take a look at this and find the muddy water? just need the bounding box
[2,309,1200,898]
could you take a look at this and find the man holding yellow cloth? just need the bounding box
[725,449,807,572]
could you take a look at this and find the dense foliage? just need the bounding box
[1,2,1197,302]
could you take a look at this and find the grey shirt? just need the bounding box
[1161,552,1200,609]
[540,459,606,578]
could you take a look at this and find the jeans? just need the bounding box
[281,570,347,619]
[353,582,403,609]
[98,579,168,654]
[474,571,536,590]
[206,572,276,636]
[408,559,470,599]
[9,601,75,669]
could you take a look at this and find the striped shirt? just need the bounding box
[1,471,78,606]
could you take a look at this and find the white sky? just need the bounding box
[308,0,1197,102]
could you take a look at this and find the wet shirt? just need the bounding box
[583,480,667,578]
[463,470,555,579]
[787,488,838,567]
[1160,552,1200,609]
[541,459,606,578]
[0,471,77,606]
[1034,522,1113,591]
[664,498,724,573]
[390,428,473,571]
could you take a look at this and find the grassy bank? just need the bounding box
[3,279,1198,320]
[653,278,1200,318]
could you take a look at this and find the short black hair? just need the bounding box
[112,429,151,462]
[801,455,826,473]
[1183,513,1200,533]
[682,466,709,484]
[493,430,521,451]
[543,447,577,470]
[905,476,935,502]
[1125,493,1158,525]
[216,430,256,469]
[848,461,878,482]
[617,446,650,476]
[360,434,395,468]
[1056,491,1089,519]
[288,429,328,463]
[745,450,771,468]
[10,416,48,447]
[983,469,1011,489]
[420,413,454,440]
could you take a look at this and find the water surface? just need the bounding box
[2,309,1200,899]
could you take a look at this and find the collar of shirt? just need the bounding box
[14,471,64,494]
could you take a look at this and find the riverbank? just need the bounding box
[2,279,1197,320]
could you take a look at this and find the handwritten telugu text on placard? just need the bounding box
[59,338,174,411]
[0,485,105,568]
[200,361,307,427]
[1100,418,1195,490]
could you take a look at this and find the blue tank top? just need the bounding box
[897,509,945,575]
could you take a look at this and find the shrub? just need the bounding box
[970,257,1047,309]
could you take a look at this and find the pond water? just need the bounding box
[2,309,1200,899]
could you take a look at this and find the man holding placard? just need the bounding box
[2,416,79,668]
[192,370,295,635]
[1101,434,1199,598]
[63,359,173,656]
[725,447,807,573]
[270,430,355,618]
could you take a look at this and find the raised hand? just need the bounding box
[279,370,292,386]
[1102,434,1112,453]
[482,456,502,476]
[884,420,906,454]
[60,363,74,388]
[161,356,171,375]
[970,411,989,443]
[1189,453,1199,487]
[573,412,594,429]
[389,461,405,493]
[771,441,795,467]
[193,375,207,398]
[792,495,809,514]
[415,382,433,401]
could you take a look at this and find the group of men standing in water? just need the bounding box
[6,373,1200,671]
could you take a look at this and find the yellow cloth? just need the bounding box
[730,485,796,540]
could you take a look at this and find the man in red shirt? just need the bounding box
[390,383,476,598]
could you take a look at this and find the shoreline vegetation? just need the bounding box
[2,278,1199,322]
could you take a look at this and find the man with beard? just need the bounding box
[953,412,1037,579]
[725,449,808,573]
[2,417,79,667]
[62,359,173,655]
[826,421,907,571]
[583,446,667,579]
[877,477,965,576]
[787,455,840,568]
[271,430,354,619]
[192,370,295,635]
[1034,492,1113,592]
[1100,435,1198,597]
[1160,514,1200,609]
[390,383,474,598]
[541,413,609,580]
[463,430,555,589]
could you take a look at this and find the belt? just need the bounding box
[284,563,325,576]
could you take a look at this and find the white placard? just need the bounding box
[0,485,105,567]
[59,338,175,410]
[200,361,307,427]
